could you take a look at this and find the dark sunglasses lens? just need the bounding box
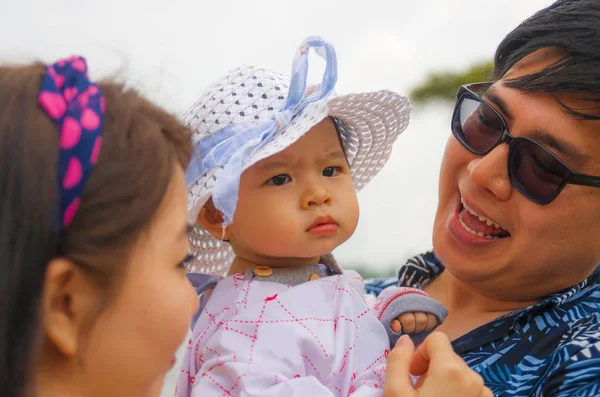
[510,139,569,204]
[454,97,504,154]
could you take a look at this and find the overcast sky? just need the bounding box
[1,0,554,271]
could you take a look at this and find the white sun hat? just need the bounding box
[183,36,411,276]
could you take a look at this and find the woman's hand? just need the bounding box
[383,332,493,397]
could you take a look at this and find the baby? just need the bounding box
[176,37,447,396]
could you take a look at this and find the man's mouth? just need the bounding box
[458,197,510,239]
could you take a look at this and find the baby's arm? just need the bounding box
[343,270,447,346]
[371,286,448,346]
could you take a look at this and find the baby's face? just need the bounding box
[227,117,359,265]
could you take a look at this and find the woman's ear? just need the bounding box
[41,258,102,357]
[196,197,233,240]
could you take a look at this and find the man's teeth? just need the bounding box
[460,197,503,229]
[476,213,501,228]
[458,197,504,240]
[458,211,500,239]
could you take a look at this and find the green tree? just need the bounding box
[410,60,494,104]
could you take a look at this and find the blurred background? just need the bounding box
[0,0,554,394]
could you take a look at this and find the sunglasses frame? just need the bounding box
[452,82,600,205]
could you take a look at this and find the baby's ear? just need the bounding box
[197,197,232,240]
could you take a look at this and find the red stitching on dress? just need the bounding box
[196,307,220,346]
[222,323,259,339]
[248,298,269,363]
[332,275,341,300]
[372,365,385,385]
[336,286,357,303]
[332,344,356,377]
[242,280,252,309]
[205,347,224,365]
[277,300,329,358]
[357,308,370,319]
[202,372,232,395]
[228,316,335,325]
[363,352,386,372]
[221,374,246,397]
[301,354,321,377]
[232,272,244,290]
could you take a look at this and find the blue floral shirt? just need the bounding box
[365,252,600,397]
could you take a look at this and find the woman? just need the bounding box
[369,0,600,395]
[0,57,199,397]
[0,58,489,396]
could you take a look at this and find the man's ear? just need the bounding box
[196,197,233,240]
[41,258,103,357]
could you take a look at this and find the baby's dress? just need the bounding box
[175,267,446,397]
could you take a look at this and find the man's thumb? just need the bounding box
[383,335,416,397]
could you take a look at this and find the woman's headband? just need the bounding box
[38,56,105,230]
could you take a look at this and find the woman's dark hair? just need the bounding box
[494,0,600,120]
[0,63,192,397]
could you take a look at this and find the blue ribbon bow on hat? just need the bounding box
[185,36,338,225]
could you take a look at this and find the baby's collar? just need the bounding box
[243,263,340,287]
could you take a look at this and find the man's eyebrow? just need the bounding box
[482,86,591,163]
[484,86,513,120]
[531,128,590,163]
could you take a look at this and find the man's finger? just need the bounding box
[410,332,456,376]
[383,335,416,397]
[480,386,494,397]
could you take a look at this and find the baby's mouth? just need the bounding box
[458,197,511,239]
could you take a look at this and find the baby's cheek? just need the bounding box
[343,200,360,235]
[255,225,300,255]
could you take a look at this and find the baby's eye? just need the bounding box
[323,166,341,177]
[267,174,292,186]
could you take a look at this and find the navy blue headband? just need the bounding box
[38,56,105,229]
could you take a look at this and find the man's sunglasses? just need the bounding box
[451,83,600,205]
